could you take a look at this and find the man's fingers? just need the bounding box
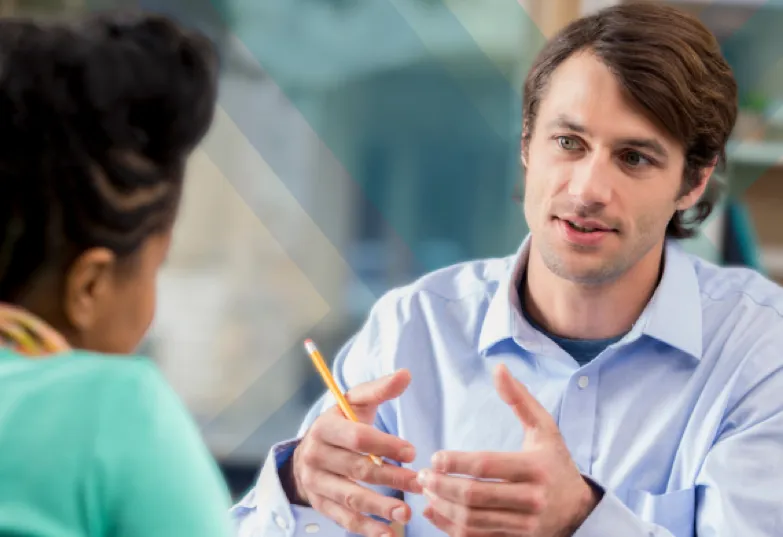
[423,507,515,537]
[306,470,412,525]
[493,363,550,430]
[425,491,532,533]
[344,369,412,415]
[423,505,459,536]
[304,443,422,493]
[314,496,396,537]
[429,450,543,482]
[418,470,544,512]
[313,415,416,463]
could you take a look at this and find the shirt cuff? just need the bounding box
[230,439,348,537]
[572,478,662,537]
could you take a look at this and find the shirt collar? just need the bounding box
[631,240,703,359]
[478,235,541,355]
[477,236,703,360]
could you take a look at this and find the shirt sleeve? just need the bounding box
[89,359,235,537]
[231,435,350,537]
[230,371,359,537]
[233,296,404,537]
[572,485,678,537]
[575,338,783,537]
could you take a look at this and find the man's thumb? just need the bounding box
[494,363,547,430]
[344,369,412,415]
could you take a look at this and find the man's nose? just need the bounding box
[567,150,613,207]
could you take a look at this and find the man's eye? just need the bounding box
[556,136,580,151]
[622,151,652,167]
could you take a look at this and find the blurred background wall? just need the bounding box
[5,0,781,498]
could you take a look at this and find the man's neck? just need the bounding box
[522,239,665,340]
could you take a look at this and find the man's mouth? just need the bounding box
[564,220,610,233]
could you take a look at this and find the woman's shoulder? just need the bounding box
[10,349,168,390]
[0,348,168,403]
[44,350,192,431]
[0,350,233,536]
[0,349,187,440]
[67,350,169,391]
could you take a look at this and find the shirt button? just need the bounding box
[577,375,589,389]
[305,523,320,533]
[274,513,289,530]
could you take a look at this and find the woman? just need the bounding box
[0,11,234,537]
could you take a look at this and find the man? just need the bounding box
[233,3,783,536]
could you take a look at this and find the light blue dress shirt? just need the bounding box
[232,236,783,537]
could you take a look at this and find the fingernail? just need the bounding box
[417,469,430,487]
[400,446,415,461]
[391,506,407,523]
[431,452,445,471]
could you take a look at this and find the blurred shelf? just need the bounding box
[761,246,783,278]
[652,0,783,8]
[728,140,783,168]
[631,0,783,38]
[667,0,783,6]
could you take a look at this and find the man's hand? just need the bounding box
[289,369,423,537]
[418,364,601,537]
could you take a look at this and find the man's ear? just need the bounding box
[63,247,116,332]
[676,162,716,211]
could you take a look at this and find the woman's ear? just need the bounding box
[63,247,116,332]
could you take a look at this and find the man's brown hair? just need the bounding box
[522,1,738,239]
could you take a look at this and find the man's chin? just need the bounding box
[545,258,622,287]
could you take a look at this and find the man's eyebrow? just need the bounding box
[617,138,669,159]
[545,115,588,134]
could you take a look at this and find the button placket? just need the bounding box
[558,368,600,474]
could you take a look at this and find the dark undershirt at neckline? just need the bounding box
[519,279,626,366]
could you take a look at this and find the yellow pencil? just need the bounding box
[304,338,384,467]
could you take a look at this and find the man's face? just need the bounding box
[523,50,705,286]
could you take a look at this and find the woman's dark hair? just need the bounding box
[0,11,219,301]
[522,1,738,238]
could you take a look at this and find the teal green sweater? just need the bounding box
[0,349,234,537]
